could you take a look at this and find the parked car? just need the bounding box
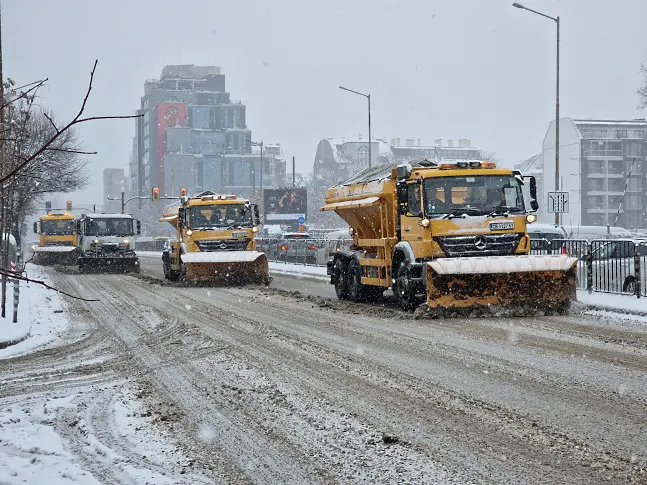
[278,232,319,264]
[527,223,568,251]
[589,239,647,294]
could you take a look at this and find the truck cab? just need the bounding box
[76,213,141,272]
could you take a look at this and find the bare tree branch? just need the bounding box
[45,147,97,155]
[0,60,142,185]
[3,269,99,302]
[1,78,47,109]
[42,111,60,134]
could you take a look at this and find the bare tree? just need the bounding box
[0,60,142,309]
[638,64,647,110]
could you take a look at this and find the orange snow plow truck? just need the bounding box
[160,191,269,284]
[322,159,578,313]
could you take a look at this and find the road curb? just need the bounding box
[0,330,31,350]
[580,304,647,318]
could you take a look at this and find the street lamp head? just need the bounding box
[512,2,525,8]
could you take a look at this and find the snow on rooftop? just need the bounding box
[573,119,647,127]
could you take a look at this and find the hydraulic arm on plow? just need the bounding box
[322,159,578,313]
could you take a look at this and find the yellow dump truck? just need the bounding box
[32,212,77,265]
[322,159,578,312]
[160,190,269,284]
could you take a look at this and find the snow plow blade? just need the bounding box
[33,246,77,265]
[426,255,578,311]
[181,251,269,285]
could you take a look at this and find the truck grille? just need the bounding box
[45,241,74,246]
[196,239,250,252]
[435,233,522,257]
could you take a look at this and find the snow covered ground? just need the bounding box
[269,261,329,281]
[0,386,210,485]
[0,265,69,355]
[577,290,646,314]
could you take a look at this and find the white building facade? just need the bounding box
[541,118,647,230]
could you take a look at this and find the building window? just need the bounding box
[144,124,149,137]
[144,110,150,123]
[625,141,643,158]
[144,138,149,150]
[625,212,642,228]
[626,195,642,210]
[587,195,604,209]
[587,178,604,191]
[608,160,624,174]
[616,129,628,139]
[580,128,608,139]
[588,160,605,174]
[357,145,369,167]
[584,140,622,157]
[191,107,211,130]
[628,176,643,192]
[608,195,623,208]
[633,130,646,138]
[608,178,625,192]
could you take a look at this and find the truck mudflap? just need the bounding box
[180,251,269,285]
[426,255,578,311]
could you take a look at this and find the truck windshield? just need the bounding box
[84,218,134,236]
[41,220,75,235]
[423,175,525,218]
[189,204,252,229]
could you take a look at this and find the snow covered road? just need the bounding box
[4,264,635,484]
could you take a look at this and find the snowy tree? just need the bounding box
[638,64,647,110]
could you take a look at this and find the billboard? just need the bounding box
[156,103,187,192]
[263,188,307,221]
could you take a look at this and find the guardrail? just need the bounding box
[258,236,645,299]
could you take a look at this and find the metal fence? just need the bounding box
[258,236,645,299]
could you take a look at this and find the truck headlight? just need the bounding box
[123,238,130,245]
[252,226,259,233]
[526,214,537,224]
[94,239,100,244]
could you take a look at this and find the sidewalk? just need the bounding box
[0,266,70,356]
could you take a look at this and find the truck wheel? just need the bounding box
[393,260,419,311]
[347,259,366,302]
[334,259,349,300]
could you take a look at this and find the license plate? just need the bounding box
[489,221,514,231]
[232,231,248,238]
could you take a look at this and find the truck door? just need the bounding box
[401,181,427,255]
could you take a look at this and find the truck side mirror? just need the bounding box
[136,220,141,235]
[529,176,539,211]
[252,204,261,226]
[33,222,38,234]
[178,208,186,228]
[396,182,408,215]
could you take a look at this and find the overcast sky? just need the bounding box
[4,0,647,207]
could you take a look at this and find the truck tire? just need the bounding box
[334,258,349,300]
[393,260,420,311]
[347,259,367,303]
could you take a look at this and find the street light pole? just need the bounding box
[513,3,560,225]
[339,86,372,169]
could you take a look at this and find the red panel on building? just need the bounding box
[156,103,187,192]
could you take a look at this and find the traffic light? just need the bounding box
[45,201,52,212]
[180,188,187,197]
[152,187,160,201]
[66,200,73,211]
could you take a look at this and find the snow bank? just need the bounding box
[577,290,647,315]
[268,262,329,281]
[0,266,69,357]
[136,251,163,258]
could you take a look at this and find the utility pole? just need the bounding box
[292,156,296,187]
[121,191,125,214]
